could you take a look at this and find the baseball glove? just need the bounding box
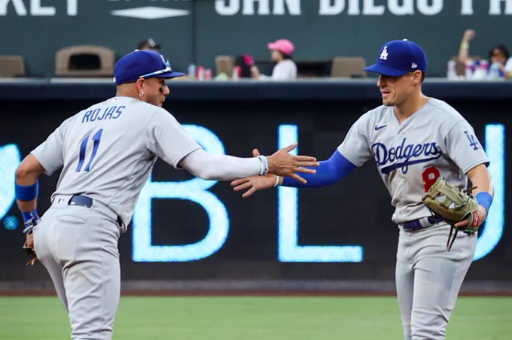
[18,245,38,266]
[422,176,480,251]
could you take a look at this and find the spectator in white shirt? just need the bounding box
[251,39,297,80]
[458,29,512,78]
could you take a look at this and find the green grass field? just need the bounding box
[1,296,510,340]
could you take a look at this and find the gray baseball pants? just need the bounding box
[33,195,121,340]
[395,223,477,340]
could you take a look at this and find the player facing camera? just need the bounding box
[231,38,494,340]
[363,39,427,108]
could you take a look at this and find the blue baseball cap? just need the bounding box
[363,39,427,77]
[113,50,185,85]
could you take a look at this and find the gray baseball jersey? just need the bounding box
[338,97,489,224]
[31,96,201,229]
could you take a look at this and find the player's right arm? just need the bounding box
[146,109,319,183]
[231,113,373,197]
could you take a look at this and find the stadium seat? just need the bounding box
[330,57,367,78]
[215,56,234,77]
[0,56,25,78]
[55,45,115,77]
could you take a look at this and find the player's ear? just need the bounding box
[412,71,422,85]
[135,78,145,94]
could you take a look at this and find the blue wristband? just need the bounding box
[476,192,493,216]
[15,181,39,201]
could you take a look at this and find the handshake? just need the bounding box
[233,142,319,197]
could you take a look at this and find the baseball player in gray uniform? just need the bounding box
[14,50,319,340]
[231,39,494,340]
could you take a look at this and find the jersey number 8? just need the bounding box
[422,166,440,192]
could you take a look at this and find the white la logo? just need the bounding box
[380,46,388,60]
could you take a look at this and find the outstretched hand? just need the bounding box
[264,143,318,184]
[231,149,280,198]
[232,146,318,197]
[231,174,276,198]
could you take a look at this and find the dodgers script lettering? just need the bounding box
[372,138,442,174]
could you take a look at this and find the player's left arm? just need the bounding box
[15,120,68,243]
[15,155,47,244]
[454,164,493,228]
[445,119,493,228]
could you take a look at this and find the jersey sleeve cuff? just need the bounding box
[462,158,490,174]
[173,145,203,169]
[30,151,56,176]
[336,146,365,167]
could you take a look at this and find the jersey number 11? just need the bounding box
[76,129,103,172]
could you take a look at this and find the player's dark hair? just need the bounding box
[421,72,426,83]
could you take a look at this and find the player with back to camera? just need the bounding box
[13,49,319,340]
[231,39,494,340]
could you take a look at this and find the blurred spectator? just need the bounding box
[234,54,256,78]
[251,39,297,80]
[137,38,161,51]
[458,29,512,78]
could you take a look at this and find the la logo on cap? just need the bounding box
[380,46,388,60]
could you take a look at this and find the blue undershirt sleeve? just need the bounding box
[282,150,356,188]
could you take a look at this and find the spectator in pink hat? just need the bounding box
[251,39,297,80]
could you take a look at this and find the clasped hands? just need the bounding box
[232,143,317,198]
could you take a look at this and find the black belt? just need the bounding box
[68,195,123,226]
[401,216,444,231]
[69,195,93,208]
